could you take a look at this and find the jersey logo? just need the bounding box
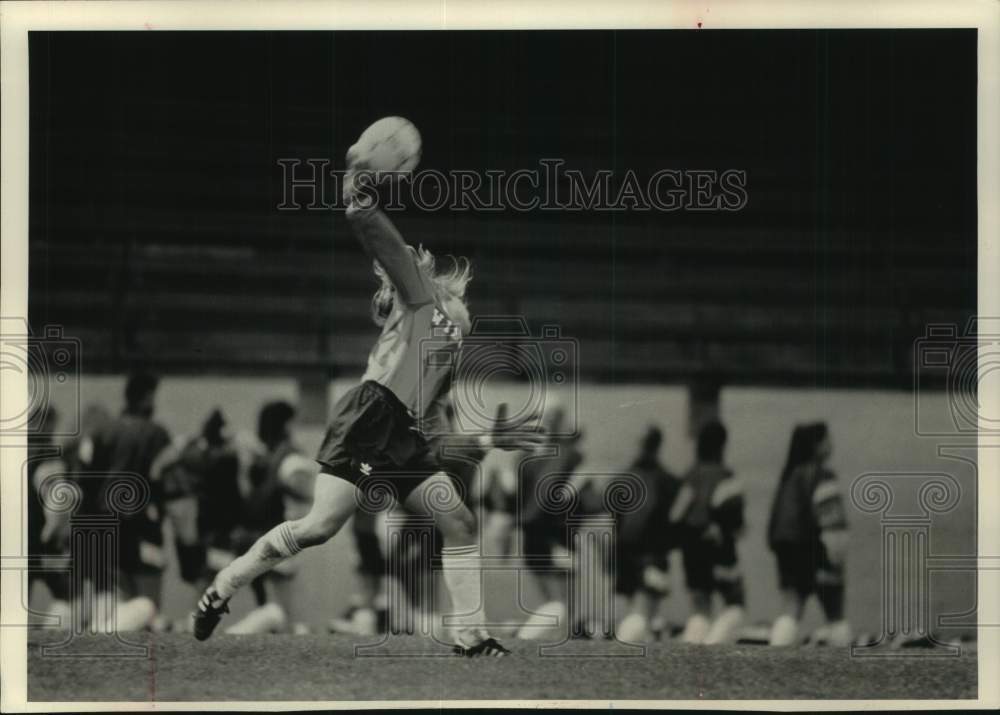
[432,308,462,340]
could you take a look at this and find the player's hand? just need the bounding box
[342,143,376,209]
[483,402,549,451]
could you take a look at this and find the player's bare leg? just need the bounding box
[193,473,359,641]
[403,472,510,657]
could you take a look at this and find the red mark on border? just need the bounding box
[148,632,157,701]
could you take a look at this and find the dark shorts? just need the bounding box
[520,516,567,571]
[316,380,440,504]
[681,536,744,606]
[616,549,669,597]
[773,542,844,618]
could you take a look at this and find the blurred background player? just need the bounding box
[328,507,390,636]
[63,403,112,475]
[672,419,746,645]
[83,372,172,631]
[766,422,850,647]
[156,408,242,630]
[614,427,682,644]
[511,406,584,640]
[26,406,73,627]
[225,400,316,634]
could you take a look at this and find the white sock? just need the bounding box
[225,602,287,635]
[441,544,486,643]
[769,613,799,646]
[49,599,72,630]
[351,607,378,636]
[827,619,852,647]
[90,590,116,633]
[102,596,156,633]
[681,613,711,644]
[215,522,302,600]
[808,623,831,645]
[517,600,567,640]
[617,612,653,643]
[704,605,745,645]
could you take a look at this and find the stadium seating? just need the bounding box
[29,211,972,386]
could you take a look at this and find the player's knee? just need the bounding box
[294,511,344,547]
[435,505,477,544]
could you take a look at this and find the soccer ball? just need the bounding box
[347,116,422,178]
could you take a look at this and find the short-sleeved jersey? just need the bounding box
[361,297,463,431]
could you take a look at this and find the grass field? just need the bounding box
[27,631,976,701]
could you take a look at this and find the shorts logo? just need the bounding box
[359,462,373,476]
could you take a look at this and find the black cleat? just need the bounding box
[452,636,511,658]
[193,587,230,641]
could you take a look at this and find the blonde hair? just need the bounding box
[371,245,472,332]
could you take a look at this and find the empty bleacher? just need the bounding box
[28,208,973,387]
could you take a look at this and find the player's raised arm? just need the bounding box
[344,201,432,306]
[342,116,430,306]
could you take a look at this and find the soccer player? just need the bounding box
[26,406,72,626]
[615,427,683,643]
[153,408,243,633]
[85,372,172,631]
[327,507,390,636]
[224,400,316,634]
[672,419,746,644]
[512,406,584,640]
[194,153,541,656]
[157,409,241,589]
[766,422,850,647]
